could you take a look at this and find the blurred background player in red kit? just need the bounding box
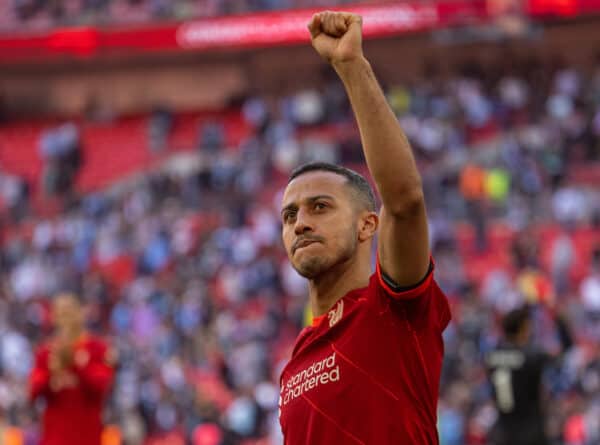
[28,293,116,445]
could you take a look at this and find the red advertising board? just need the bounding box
[176,4,445,50]
[526,0,600,16]
[0,1,488,63]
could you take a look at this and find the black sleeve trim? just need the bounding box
[380,260,434,293]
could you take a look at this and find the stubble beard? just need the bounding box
[294,255,329,279]
[292,232,357,280]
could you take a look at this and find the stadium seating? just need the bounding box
[1,57,599,444]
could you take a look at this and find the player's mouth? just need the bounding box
[293,238,322,254]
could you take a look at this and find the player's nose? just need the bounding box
[293,209,314,235]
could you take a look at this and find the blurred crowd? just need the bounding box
[4,0,370,32]
[1,52,600,445]
[39,123,83,201]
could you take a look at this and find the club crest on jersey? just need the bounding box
[328,300,344,327]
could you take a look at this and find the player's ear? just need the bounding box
[357,211,378,242]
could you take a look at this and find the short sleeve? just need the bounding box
[375,255,435,300]
[376,255,451,332]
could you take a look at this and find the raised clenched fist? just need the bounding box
[307,11,363,66]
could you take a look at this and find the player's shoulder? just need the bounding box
[375,256,435,297]
[330,269,442,302]
[342,273,379,301]
[367,267,450,331]
[290,327,314,359]
[86,335,119,365]
[523,345,551,365]
[83,334,111,351]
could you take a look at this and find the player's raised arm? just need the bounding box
[308,11,429,288]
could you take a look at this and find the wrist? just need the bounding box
[332,55,370,78]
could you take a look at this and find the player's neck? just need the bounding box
[308,254,371,317]
[56,327,85,343]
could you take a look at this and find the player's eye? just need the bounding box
[283,210,296,223]
[314,202,327,210]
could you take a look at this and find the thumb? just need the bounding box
[307,13,322,39]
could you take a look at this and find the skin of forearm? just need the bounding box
[333,56,424,215]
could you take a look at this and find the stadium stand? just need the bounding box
[0,52,599,445]
[0,0,384,32]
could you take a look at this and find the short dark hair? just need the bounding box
[288,162,377,212]
[502,306,531,338]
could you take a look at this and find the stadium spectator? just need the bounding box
[198,120,225,153]
[148,106,174,153]
[580,247,600,319]
[38,123,83,201]
[459,163,488,252]
[0,171,29,223]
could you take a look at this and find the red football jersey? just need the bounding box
[279,261,451,444]
[29,335,116,445]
